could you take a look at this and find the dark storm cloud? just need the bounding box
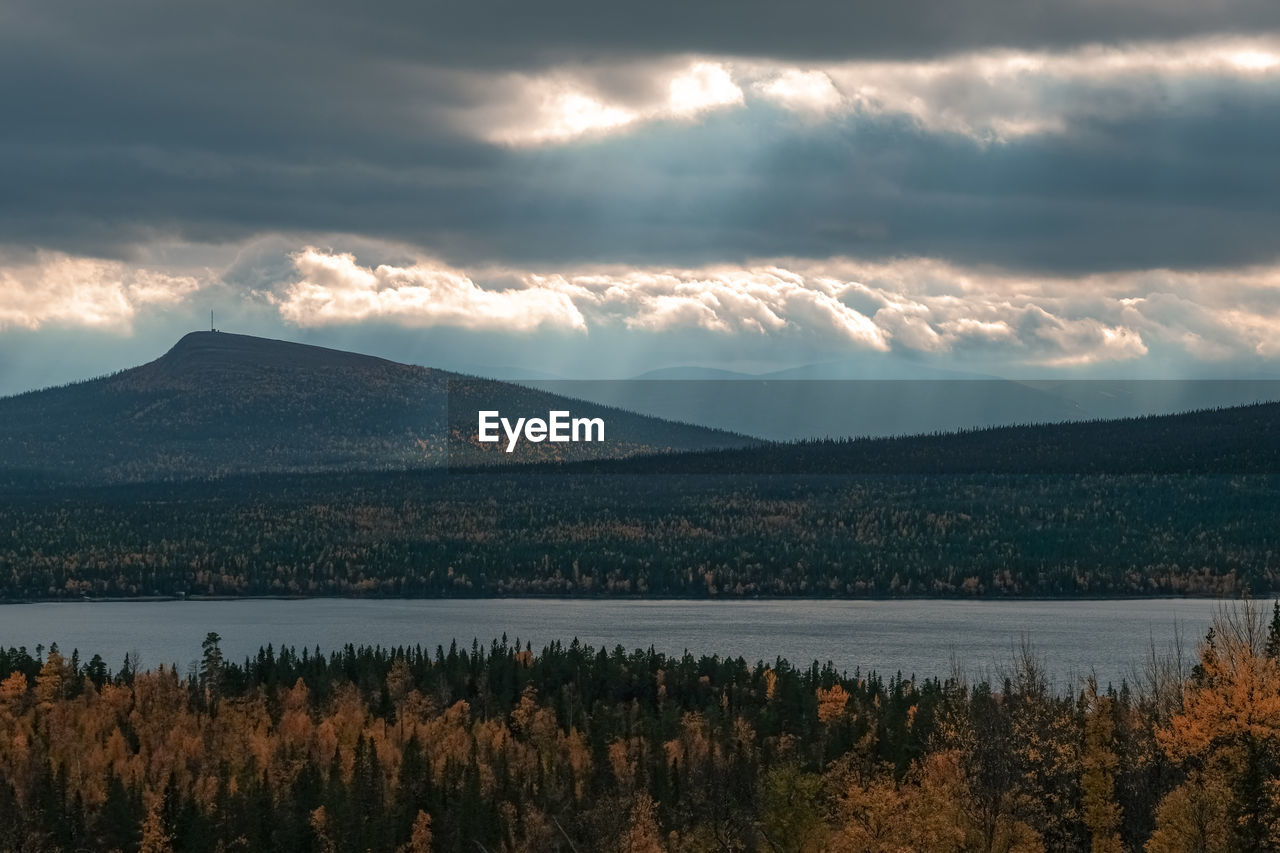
[5,99,1280,274]
[2,0,1279,274]
[6,0,1280,69]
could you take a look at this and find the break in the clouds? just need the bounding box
[476,37,1280,146]
[480,61,746,145]
[3,0,1280,386]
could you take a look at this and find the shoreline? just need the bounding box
[0,592,1253,605]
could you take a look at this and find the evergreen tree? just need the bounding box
[200,631,224,709]
[98,772,140,851]
[1266,601,1280,660]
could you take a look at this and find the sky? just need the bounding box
[3,0,1280,393]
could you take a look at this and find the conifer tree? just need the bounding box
[200,631,224,709]
[1266,601,1280,660]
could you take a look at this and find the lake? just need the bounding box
[0,597,1228,688]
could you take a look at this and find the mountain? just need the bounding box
[538,367,1280,441]
[760,358,996,381]
[460,364,569,381]
[632,355,1000,381]
[520,378,1089,440]
[601,359,1076,440]
[0,331,756,485]
[630,366,756,380]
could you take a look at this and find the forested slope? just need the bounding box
[0,332,754,485]
[555,400,1280,475]
[2,471,1275,599]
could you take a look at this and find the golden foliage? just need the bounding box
[619,793,665,853]
[1081,681,1124,853]
[1158,615,1280,763]
[1145,771,1233,853]
[139,795,173,853]
[827,750,1044,853]
[310,806,337,853]
[399,810,433,853]
[1151,602,1280,851]
[817,684,851,725]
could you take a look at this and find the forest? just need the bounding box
[546,401,1280,477]
[2,601,1279,851]
[1,471,1277,600]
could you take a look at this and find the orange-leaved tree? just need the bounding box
[1152,601,1280,852]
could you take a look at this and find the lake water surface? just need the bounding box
[0,598,1226,688]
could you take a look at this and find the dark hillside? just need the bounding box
[552,401,1280,476]
[0,332,754,484]
[2,470,1276,599]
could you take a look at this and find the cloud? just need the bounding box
[7,242,1280,379]
[8,0,1280,77]
[755,70,844,115]
[813,258,1280,366]
[479,36,1280,147]
[0,252,201,332]
[526,266,888,348]
[483,83,642,146]
[256,247,1280,368]
[799,36,1280,142]
[5,1,1280,389]
[667,62,744,116]
[7,31,1280,277]
[274,248,587,333]
[487,60,743,145]
[4,2,1280,287]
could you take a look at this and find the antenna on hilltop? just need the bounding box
[210,310,217,333]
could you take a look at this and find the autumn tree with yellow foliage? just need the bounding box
[1151,601,1280,851]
